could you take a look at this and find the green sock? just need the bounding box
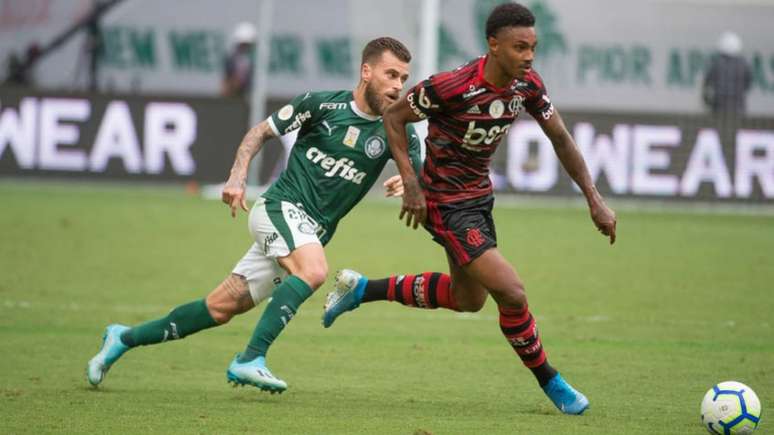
[120,298,218,347]
[238,276,313,362]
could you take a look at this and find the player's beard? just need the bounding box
[364,81,385,116]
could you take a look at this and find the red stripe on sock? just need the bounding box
[523,350,547,368]
[499,306,547,368]
[434,274,459,311]
[386,276,397,301]
[498,305,530,328]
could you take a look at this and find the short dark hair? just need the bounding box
[361,37,412,65]
[485,3,535,39]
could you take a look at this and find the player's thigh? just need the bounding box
[462,248,526,307]
[446,252,488,312]
[232,242,289,306]
[251,197,327,289]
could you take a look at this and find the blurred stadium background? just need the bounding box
[1,1,772,434]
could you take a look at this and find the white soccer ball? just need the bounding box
[701,381,762,434]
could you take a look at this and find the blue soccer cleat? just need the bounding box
[542,373,590,415]
[86,324,130,387]
[226,354,287,394]
[322,269,367,328]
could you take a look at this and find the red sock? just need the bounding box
[498,305,547,368]
[383,273,460,311]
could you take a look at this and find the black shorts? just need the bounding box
[424,195,497,266]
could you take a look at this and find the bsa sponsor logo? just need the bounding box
[364,136,386,159]
[541,105,555,120]
[407,87,438,119]
[462,121,511,150]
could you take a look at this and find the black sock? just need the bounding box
[532,361,558,387]
[361,278,389,302]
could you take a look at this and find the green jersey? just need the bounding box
[263,90,422,245]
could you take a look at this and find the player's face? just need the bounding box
[489,26,537,80]
[362,51,410,115]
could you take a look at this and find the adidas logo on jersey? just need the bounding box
[466,105,481,114]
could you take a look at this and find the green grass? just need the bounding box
[0,181,772,434]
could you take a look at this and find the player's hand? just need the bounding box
[383,175,404,197]
[399,177,426,229]
[221,177,248,218]
[590,199,617,245]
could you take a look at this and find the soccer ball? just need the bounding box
[701,381,762,434]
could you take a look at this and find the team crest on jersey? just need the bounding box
[488,100,505,119]
[364,136,386,159]
[343,126,360,148]
[278,104,294,121]
[509,96,525,115]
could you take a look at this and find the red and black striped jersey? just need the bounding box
[407,55,554,203]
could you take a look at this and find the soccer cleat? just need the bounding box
[86,324,130,386]
[226,354,287,394]
[322,269,367,328]
[542,373,590,415]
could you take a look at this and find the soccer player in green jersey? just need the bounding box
[87,37,420,393]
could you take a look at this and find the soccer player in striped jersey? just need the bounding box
[323,3,616,415]
[86,37,421,393]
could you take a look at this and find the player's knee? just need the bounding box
[507,284,528,309]
[297,265,328,290]
[205,275,253,324]
[205,298,236,324]
[493,282,528,310]
[457,293,487,312]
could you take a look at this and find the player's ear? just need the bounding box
[487,35,499,55]
[361,62,372,82]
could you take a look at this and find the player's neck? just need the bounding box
[353,84,378,117]
[482,55,512,89]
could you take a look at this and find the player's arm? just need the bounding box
[222,120,277,218]
[537,109,617,244]
[383,95,426,229]
[384,125,423,198]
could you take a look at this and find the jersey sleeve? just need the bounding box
[524,73,556,122]
[267,91,319,136]
[405,73,451,120]
[405,124,423,176]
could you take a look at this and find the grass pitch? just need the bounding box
[0,181,772,434]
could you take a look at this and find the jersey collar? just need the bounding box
[349,100,381,121]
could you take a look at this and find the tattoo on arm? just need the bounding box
[229,121,276,180]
